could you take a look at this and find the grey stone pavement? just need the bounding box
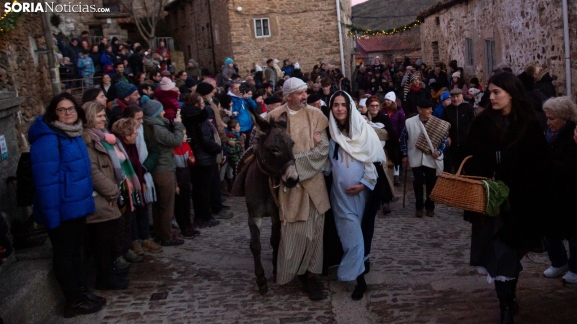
[45,183,577,324]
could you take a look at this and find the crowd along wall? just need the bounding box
[419,0,577,97]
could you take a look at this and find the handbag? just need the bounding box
[418,120,444,176]
[103,65,114,73]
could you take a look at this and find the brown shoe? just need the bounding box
[131,240,144,256]
[426,210,434,217]
[382,204,392,215]
[415,209,424,218]
[141,239,163,253]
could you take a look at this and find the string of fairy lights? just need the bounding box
[0,0,22,34]
[343,18,423,38]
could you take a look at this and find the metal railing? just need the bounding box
[58,75,103,101]
[149,37,174,52]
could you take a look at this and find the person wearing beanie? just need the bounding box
[108,82,140,129]
[441,86,475,172]
[403,72,430,118]
[141,99,186,246]
[433,90,451,118]
[400,96,450,218]
[154,77,180,120]
[307,93,322,109]
[450,70,468,97]
[186,59,201,79]
[222,57,236,84]
[264,77,329,301]
[381,90,406,186]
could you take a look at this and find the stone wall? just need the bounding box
[226,0,353,77]
[420,0,577,97]
[0,13,52,224]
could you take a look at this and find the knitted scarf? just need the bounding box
[402,72,413,101]
[88,128,142,212]
[51,120,83,137]
[135,125,157,204]
[410,84,422,92]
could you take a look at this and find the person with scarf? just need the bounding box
[108,82,140,129]
[325,91,386,300]
[121,106,163,253]
[383,91,406,186]
[141,98,186,246]
[403,73,430,118]
[540,97,577,284]
[82,101,136,291]
[29,94,105,317]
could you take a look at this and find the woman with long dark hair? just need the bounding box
[28,93,105,317]
[325,90,386,300]
[465,72,551,323]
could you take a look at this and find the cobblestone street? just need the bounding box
[46,185,577,324]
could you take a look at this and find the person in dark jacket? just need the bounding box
[535,68,556,99]
[540,97,577,284]
[403,74,429,118]
[65,38,81,67]
[28,93,104,318]
[89,45,101,76]
[441,88,476,172]
[128,46,144,77]
[464,72,552,324]
[181,93,222,229]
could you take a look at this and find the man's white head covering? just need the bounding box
[358,98,367,107]
[384,91,396,102]
[328,91,386,180]
[255,64,263,72]
[282,77,307,96]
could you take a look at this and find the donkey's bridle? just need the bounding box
[255,150,295,181]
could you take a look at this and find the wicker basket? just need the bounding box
[430,155,488,214]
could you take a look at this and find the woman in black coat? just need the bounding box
[464,72,552,324]
[540,97,577,283]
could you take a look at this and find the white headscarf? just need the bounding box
[328,91,386,180]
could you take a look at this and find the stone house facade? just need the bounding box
[165,0,355,77]
[355,32,421,65]
[0,13,53,225]
[418,0,577,96]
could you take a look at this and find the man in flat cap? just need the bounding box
[441,88,475,172]
[266,78,329,300]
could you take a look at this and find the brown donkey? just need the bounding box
[231,109,299,295]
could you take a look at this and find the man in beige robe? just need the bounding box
[266,78,330,300]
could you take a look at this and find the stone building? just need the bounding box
[355,33,420,65]
[0,13,53,228]
[418,0,577,96]
[165,0,355,77]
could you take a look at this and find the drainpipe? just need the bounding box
[336,0,346,76]
[562,0,571,96]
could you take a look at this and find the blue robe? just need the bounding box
[326,139,376,281]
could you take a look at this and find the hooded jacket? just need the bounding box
[28,116,95,229]
[143,116,184,174]
[181,105,222,166]
[154,88,180,120]
[229,91,257,132]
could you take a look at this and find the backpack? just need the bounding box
[16,137,61,207]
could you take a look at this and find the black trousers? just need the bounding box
[86,218,119,282]
[412,166,437,211]
[131,205,150,241]
[190,164,216,223]
[175,167,192,230]
[210,163,224,213]
[448,145,468,173]
[47,217,87,300]
[115,211,132,256]
[362,162,387,258]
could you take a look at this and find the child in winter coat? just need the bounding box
[155,77,181,120]
[225,120,244,187]
[174,128,198,238]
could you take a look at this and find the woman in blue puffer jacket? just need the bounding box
[28,93,104,318]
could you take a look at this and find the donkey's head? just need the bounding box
[252,110,299,188]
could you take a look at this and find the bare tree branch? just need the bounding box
[119,0,171,42]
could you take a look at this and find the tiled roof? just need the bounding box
[356,32,420,57]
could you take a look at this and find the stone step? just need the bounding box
[0,242,64,323]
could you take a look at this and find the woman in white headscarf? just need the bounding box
[324,90,386,301]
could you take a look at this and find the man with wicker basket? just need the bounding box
[399,99,450,217]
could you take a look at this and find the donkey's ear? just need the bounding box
[249,105,272,134]
[276,112,288,129]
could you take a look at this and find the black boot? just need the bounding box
[95,274,129,290]
[510,278,519,314]
[63,296,103,318]
[498,295,515,324]
[363,259,371,275]
[352,274,367,301]
[305,275,324,301]
[79,286,106,306]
